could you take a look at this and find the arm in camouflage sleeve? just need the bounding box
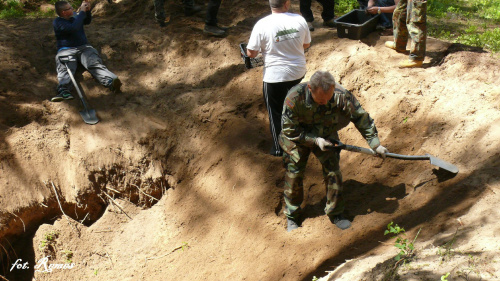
[281,102,317,147]
[340,90,381,150]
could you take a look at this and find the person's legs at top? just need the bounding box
[79,46,121,93]
[407,0,427,62]
[153,0,167,26]
[299,0,315,30]
[392,0,408,50]
[204,0,226,37]
[318,0,335,27]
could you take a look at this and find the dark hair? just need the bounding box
[269,0,288,9]
[55,1,70,16]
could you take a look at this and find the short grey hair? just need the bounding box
[269,0,288,9]
[309,71,336,92]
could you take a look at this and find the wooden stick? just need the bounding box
[105,185,121,194]
[131,183,159,202]
[50,182,81,236]
[9,212,25,232]
[103,192,132,219]
[145,245,183,261]
[80,212,89,225]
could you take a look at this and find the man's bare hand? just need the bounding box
[366,6,378,14]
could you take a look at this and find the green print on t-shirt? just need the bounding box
[275,28,300,42]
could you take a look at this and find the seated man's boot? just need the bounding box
[399,59,423,68]
[329,214,351,230]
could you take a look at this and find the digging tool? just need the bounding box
[59,56,99,125]
[328,140,459,174]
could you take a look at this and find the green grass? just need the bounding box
[0,0,24,19]
[336,0,359,16]
[427,0,500,52]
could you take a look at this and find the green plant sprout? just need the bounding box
[384,222,421,262]
[441,272,450,280]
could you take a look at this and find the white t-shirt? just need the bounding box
[247,12,311,83]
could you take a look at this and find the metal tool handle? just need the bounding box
[64,62,90,109]
[344,144,431,160]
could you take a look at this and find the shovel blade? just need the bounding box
[80,109,99,125]
[427,154,459,174]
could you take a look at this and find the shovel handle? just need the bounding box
[344,145,430,160]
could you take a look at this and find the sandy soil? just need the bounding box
[1,0,499,280]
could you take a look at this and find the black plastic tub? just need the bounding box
[334,9,380,40]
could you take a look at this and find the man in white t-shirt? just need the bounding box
[246,0,311,157]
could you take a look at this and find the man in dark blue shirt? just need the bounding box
[52,0,121,102]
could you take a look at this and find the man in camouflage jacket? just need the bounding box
[278,70,388,232]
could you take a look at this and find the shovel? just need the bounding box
[329,141,459,174]
[59,56,99,125]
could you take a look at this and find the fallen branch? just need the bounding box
[131,183,159,202]
[103,192,132,220]
[105,185,121,194]
[50,181,81,237]
[9,212,25,232]
[80,212,89,225]
[145,245,184,261]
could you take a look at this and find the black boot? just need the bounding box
[204,24,226,37]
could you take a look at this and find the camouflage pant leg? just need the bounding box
[392,0,408,50]
[407,0,427,60]
[153,0,166,22]
[282,145,311,221]
[312,147,344,217]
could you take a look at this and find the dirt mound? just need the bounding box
[1,0,499,280]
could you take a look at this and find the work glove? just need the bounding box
[375,145,389,159]
[315,138,333,151]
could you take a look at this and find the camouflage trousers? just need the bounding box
[392,0,427,61]
[282,143,344,221]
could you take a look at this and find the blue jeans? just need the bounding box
[358,0,395,28]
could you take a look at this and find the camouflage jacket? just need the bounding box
[279,82,380,152]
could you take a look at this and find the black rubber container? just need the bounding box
[334,9,380,39]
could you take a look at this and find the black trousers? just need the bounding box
[262,77,303,156]
[205,0,221,26]
[299,0,335,22]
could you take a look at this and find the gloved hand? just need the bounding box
[375,145,389,159]
[315,138,333,151]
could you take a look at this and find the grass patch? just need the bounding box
[0,0,24,19]
[336,0,359,16]
[428,0,500,52]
